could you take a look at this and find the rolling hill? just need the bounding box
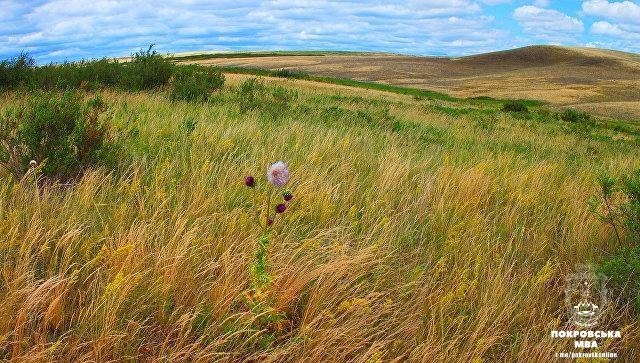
[174,45,640,121]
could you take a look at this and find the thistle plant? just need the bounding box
[244,161,294,292]
[240,161,294,344]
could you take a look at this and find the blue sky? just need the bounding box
[1,0,639,63]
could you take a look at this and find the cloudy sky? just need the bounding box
[1,0,639,63]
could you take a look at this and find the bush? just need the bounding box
[0,91,117,182]
[122,45,174,91]
[598,247,640,312]
[619,171,640,238]
[594,170,640,314]
[501,100,529,113]
[560,109,591,124]
[273,68,309,79]
[0,52,36,89]
[235,78,299,115]
[237,78,268,112]
[1,46,175,92]
[561,109,595,134]
[85,58,123,88]
[170,65,225,102]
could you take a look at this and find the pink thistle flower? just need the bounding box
[275,203,287,214]
[266,161,290,188]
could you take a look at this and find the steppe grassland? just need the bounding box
[1,73,640,361]
[186,47,640,121]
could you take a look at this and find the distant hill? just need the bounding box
[175,45,640,121]
[454,45,637,68]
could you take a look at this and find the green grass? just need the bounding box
[210,65,640,133]
[1,73,640,361]
[214,66,546,107]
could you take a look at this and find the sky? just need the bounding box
[1,0,639,64]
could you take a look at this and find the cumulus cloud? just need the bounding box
[582,0,640,23]
[591,20,640,38]
[582,0,640,51]
[0,0,520,62]
[2,1,638,63]
[513,5,583,42]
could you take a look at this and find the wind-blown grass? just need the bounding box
[1,74,639,361]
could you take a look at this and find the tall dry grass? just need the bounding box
[1,76,640,362]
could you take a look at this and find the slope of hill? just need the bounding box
[3,70,640,361]
[175,45,640,121]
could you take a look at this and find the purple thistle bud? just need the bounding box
[244,176,255,188]
[267,217,274,226]
[275,203,287,214]
[283,191,293,201]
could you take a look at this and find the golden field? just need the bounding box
[178,46,640,121]
[1,72,640,362]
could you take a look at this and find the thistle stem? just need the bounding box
[31,166,40,208]
[265,189,272,228]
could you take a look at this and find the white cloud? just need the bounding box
[513,5,584,42]
[582,0,640,51]
[8,0,639,62]
[582,0,640,24]
[1,0,515,62]
[591,20,640,39]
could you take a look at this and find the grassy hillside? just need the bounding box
[164,51,373,62]
[1,72,640,361]
[177,46,640,121]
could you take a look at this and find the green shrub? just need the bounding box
[501,100,529,113]
[594,170,640,314]
[122,45,174,90]
[1,46,176,92]
[598,247,640,312]
[236,78,268,112]
[620,171,640,238]
[86,58,123,88]
[170,65,225,102]
[0,52,36,89]
[0,91,117,182]
[235,78,299,114]
[561,109,595,135]
[273,68,309,79]
[560,109,591,124]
